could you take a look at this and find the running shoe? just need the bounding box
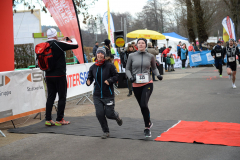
[229,74,232,80]
[101,132,109,139]
[55,118,70,126]
[144,129,151,137]
[220,75,222,77]
[232,84,237,89]
[45,120,55,126]
[115,112,123,126]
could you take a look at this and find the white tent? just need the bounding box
[157,36,190,53]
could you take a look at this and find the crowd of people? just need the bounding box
[43,27,240,140]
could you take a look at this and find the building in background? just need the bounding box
[13,9,41,44]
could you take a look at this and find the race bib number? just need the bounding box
[216,53,221,57]
[136,73,149,83]
[229,57,235,62]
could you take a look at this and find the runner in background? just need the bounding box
[237,40,240,66]
[223,39,240,89]
[125,38,163,138]
[211,41,224,77]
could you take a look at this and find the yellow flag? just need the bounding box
[108,0,111,40]
[114,60,120,72]
[223,27,229,42]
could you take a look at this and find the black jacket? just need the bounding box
[223,45,240,64]
[211,45,223,59]
[45,39,78,77]
[87,61,118,98]
[92,45,98,56]
[104,45,114,58]
[122,51,134,68]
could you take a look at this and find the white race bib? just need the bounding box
[216,53,221,57]
[136,73,149,83]
[229,57,235,62]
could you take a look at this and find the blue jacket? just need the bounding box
[181,48,187,60]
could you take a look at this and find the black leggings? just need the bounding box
[46,76,67,121]
[182,59,186,68]
[132,83,153,127]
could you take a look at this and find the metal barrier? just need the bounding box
[0,130,6,137]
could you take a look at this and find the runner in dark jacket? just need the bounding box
[86,47,122,139]
[211,41,224,77]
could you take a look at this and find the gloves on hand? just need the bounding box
[130,77,136,83]
[157,75,163,81]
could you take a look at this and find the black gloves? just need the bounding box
[130,77,136,83]
[157,75,163,81]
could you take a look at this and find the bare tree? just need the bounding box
[13,0,98,23]
[186,0,196,43]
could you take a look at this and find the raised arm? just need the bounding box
[58,38,78,51]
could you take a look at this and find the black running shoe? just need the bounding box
[115,112,123,126]
[144,129,151,137]
[101,132,109,139]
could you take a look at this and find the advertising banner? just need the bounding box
[222,16,236,40]
[42,0,84,63]
[0,69,46,123]
[188,51,214,67]
[66,63,94,98]
[102,12,116,49]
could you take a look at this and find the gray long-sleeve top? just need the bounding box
[125,50,160,82]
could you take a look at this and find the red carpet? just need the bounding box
[155,121,240,147]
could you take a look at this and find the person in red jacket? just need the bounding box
[188,43,195,52]
[162,46,172,71]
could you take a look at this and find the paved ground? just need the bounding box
[1,66,240,160]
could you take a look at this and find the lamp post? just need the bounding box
[166,38,169,47]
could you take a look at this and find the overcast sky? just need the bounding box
[15,0,149,28]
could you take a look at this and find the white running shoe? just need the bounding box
[232,83,237,89]
[229,75,232,80]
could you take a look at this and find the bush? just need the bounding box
[14,43,35,69]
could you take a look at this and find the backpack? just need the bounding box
[35,41,55,71]
[159,47,165,53]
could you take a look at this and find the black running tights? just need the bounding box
[132,83,153,128]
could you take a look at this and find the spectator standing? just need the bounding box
[177,41,182,51]
[92,41,99,56]
[162,46,172,72]
[159,44,166,53]
[132,41,138,51]
[181,43,188,69]
[188,43,195,51]
[166,54,171,72]
[170,54,175,71]
[44,28,78,126]
[123,44,136,96]
[148,42,159,81]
